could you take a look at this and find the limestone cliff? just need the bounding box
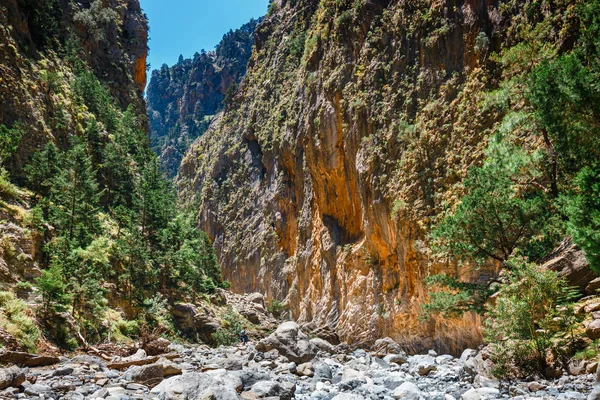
[178,0,578,354]
[0,0,148,179]
[146,19,260,177]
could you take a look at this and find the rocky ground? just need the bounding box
[0,322,596,400]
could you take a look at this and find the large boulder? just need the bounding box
[151,372,240,400]
[393,381,422,399]
[144,338,171,356]
[372,337,402,356]
[248,380,295,400]
[310,337,337,354]
[246,293,266,308]
[255,322,317,364]
[587,320,600,340]
[171,303,221,342]
[0,366,25,390]
[461,388,500,400]
[123,363,164,387]
[541,239,597,293]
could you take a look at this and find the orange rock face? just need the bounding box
[177,0,563,354]
[135,52,148,92]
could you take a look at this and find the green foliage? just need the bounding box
[211,307,246,346]
[157,213,222,295]
[26,142,61,198]
[35,263,72,315]
[289,31,306,59]
[0,291,41,352]
[0,168,20,200]
[140,294,174,334]
[21,60,221,350]
[484,257,580,377]
[73,0,120,44]
[431,137,557,265]
[28,0,62,49]
[420,274,494,320]
[73,70,119,132]
[574,340,600,361]
[267,299,286,317]
[563,165,600,273]
[0,123,23,166]
[48,141,102,247]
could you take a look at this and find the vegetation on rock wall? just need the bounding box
[177,0,600,360]
[0,0,222,351]
[146,19,260,177]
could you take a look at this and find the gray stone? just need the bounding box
[210,357,243,371]
[0,366,25,390]
[250,380,295,400]
[372,337,402,356]
[151,373,238,400]
[312,361,333,381]
[310,338,337,354]
[255,322,317,364]
[123,363,164,387]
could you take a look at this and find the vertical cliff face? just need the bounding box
[146,19,260,177]
[0,0,148,177]
[178,0,575,354]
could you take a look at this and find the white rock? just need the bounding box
[393,381,422,400]
[461,387,500,400]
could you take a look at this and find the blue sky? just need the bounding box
[140,0,270,71]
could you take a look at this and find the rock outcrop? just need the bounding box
[255,322,318,364]
[177,0,580,353]
[1,0,148,178]
[146,19,260,177]
[541,239,597,293]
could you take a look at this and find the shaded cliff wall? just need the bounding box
[178,0,576,354]
[0,0,148,178]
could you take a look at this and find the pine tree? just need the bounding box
[49,142,102,247]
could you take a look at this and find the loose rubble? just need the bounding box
[0,322,595,399]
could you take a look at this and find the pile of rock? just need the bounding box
[0,321,595,399]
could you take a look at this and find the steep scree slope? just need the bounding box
[178,0,577,354]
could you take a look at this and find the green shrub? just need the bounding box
[0,168,20,200]
[484,257,580,378]
[574,340,600,361]
[211,307,245,346]
[267,300,286,317]
[0,291,40,352]
[420,274,494,320]
[0,123,23,165]
[564,164,600,274]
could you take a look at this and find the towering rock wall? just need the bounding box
[146,19,260,177]
[178,0,576,354]
[0,0,148,178]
